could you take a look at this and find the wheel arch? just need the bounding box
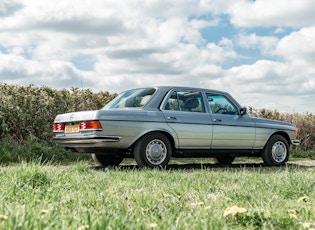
[262,132,290,166]
[129,129,176,152]
[267,131,291,147]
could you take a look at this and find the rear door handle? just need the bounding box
[167,116,177,121]
[213,118,222,122]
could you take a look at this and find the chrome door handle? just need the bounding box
[213,118,222,122]
[167,116,177,120]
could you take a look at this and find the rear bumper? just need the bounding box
[53,134,121,148]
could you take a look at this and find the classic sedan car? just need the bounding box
[53,86,300,167]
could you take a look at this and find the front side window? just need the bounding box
[207,94,238,115]
[164,90,205,113]
[103,88,156,109]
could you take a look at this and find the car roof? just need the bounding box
[136,86,240,110]
[145,86,227,94]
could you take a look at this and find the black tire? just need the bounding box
[213,156,235,165]
[262,135,289,166]
[92,154,124,166]
[134,133,172,168]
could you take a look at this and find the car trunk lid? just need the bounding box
[54,110,99,123]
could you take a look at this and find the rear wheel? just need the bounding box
[134,133,172,168]
[262,135,289,166]
[213,156,235,165]
[92,154,124,166]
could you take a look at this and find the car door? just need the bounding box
[161,90,213,149]
[206,93,256,149]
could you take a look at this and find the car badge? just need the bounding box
[69,113,75,121]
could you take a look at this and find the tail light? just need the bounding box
[53,120,102,133]
[53,123,65,132]
[80,121,102,131]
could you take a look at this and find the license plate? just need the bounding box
[65,125,80,134]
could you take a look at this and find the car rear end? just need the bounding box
[52,110,122,152]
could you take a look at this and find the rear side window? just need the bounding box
[164,90,205,113]
[103,88,156,109]
[207,94,238,115]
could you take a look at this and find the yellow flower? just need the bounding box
[288,209,297,219]
[302,222,311,228]
[40,209,49,214]
[224,205,247,217]
[298,196,309,202]
[146,223,158,229]
[302,222,315,229]
[0,214,8,220]
[191,202,204,206]
[78,225,89,230]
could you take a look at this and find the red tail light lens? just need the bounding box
[79,121,102,131]
[53,123,65,132]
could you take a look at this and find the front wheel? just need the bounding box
[262,135,289,166]
[92,154,124,166]
[134,133,172,168]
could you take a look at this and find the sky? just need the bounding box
[0,0,315,114]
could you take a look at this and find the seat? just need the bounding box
[164,102,170,110]
[184,98,199,111]
[140,95,152,106]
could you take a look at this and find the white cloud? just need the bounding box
[0,0,22,17]
[205,38,239,63]
[273,27,286,34]
[236,33,278,56]
[275,26,315,64]
[228,0,315,27]
[0,0,314,113]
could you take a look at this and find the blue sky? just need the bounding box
[0,0,315,113]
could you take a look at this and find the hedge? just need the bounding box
[0,84,314,150]
[0,84,116,143]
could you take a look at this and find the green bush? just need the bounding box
[0,84,116,143]
[291,149,315,159]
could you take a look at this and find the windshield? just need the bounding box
[102,88,156,109]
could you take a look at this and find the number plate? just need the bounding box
[65,125,80,134]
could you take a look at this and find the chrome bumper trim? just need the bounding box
[53,135,121,144]
[291,139,300,146]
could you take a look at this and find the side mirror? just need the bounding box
[240,107,247,116]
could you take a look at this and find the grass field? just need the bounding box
[0,158,314,230]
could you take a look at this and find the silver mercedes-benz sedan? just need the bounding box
[53,86,300,167]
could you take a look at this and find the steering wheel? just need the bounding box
[215,108,228,114]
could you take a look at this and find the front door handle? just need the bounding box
[213,118,222,122]
[167,116,177,121]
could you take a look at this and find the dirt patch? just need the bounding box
[289,160,315,167]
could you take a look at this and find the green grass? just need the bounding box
[0,161,314,229]
[0,138,91,164]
